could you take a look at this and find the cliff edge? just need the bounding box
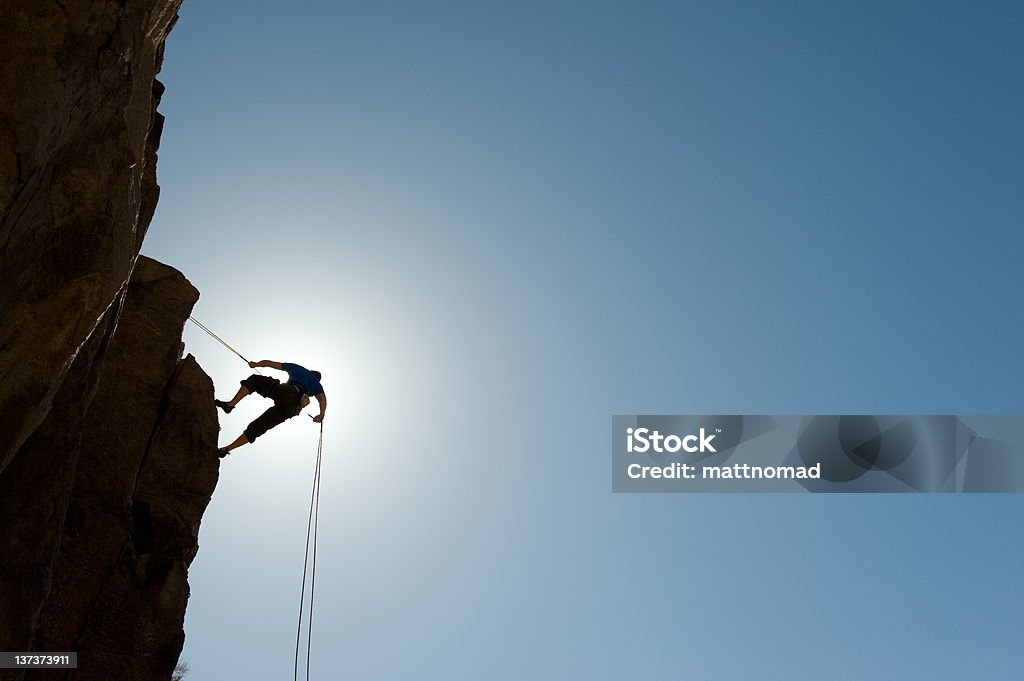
[0,3,219,679]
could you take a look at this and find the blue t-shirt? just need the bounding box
[283,363,324,396]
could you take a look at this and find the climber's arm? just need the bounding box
[249,360,284,370]
[312,392,327,423]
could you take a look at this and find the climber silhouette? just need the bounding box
[215,360,326,457]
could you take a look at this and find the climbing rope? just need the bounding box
[294,422,324,681]
[186,316,263,374]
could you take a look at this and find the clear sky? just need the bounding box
[143,2,1024,679]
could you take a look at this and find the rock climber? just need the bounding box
[215,360,326,457]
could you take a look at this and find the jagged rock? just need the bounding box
[0,258,219,681]
[0,0,181,470]
[29,258,220,680]
[0,3,220,680]
[0,257,219,681]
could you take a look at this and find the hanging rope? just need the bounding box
[187,316,262,374]
[294,422,324,681]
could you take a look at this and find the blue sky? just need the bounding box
[143,2,1024,679]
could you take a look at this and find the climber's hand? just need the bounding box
[249,360,258,368]
[312,414,324,423]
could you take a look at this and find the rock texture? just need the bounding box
[0,0,180,470]
[0,3,220,680]
[27,258,219,680]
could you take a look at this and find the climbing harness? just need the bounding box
[294,422,324,681]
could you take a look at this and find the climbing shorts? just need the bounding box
[240,374,303,442]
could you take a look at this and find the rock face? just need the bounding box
[0,0,181,470]
[29,258,219,680]
[0,3,220,680]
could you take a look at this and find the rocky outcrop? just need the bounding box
[0,3,219,680]
[39,258,219,679]
[1,258,219,681]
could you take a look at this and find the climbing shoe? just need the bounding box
[215,399,234,414]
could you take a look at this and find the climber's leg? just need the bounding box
[218,433,249,457]
[243,405,289,443]
[215,385,250,413]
